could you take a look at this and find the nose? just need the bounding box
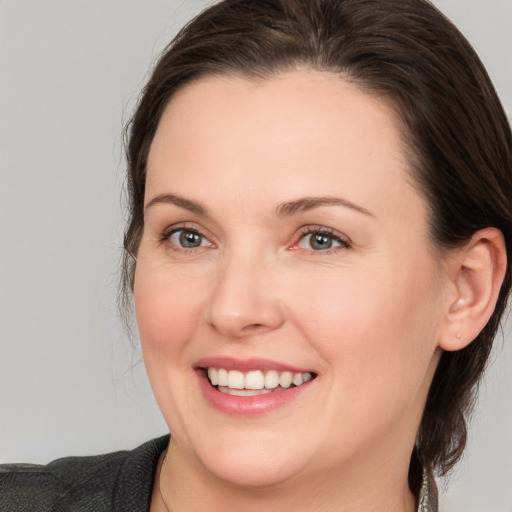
[205,252,285,339]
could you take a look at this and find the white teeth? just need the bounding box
[292,372,304,386]
[245,370,265,390]
[264,370,279,389]
[227,370,245,389]
[279,371,293,388]
[206,368,313,391]
[217,368,228,387]
[207,368,218,385]
[220,387,274,396]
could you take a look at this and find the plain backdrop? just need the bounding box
[1,1,511,511]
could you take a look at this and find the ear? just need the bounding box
[439,227,507,352]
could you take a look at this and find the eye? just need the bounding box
[296,227,350,252]
[167,228,211,249]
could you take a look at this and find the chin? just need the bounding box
[199,449,307,488]
[184,427,315,489]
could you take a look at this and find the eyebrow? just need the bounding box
[275,196,374,218]
[144,193,373,218]
[144,193,207,215]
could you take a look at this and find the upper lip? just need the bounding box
[194,356,313,374]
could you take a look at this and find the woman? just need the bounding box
[1,0,511,511]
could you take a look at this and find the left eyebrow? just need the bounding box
[275,196,374,218]
[144,193,207,215]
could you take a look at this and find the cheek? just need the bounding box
[134,261,207,362]
[285,259,442,405]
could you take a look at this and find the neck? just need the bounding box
[156,438,417,512]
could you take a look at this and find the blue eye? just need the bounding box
[168,229,209,249]
[297,229,348,251]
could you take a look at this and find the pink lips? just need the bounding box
[194,356,311,373]
[194,357,315,416]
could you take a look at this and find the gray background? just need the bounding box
[1,1,511,510]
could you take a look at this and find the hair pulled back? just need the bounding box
[122,0,512,479]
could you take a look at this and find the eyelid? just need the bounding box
[158,222,350,253]
[161,223,216,249]
[292,225,351,251]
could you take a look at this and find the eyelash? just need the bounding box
[160,225,351,254]
[294,226,351,253]
[160,225,214,253]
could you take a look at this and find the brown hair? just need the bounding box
[122,0,512,480]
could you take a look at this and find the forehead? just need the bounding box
[146,69,422,225]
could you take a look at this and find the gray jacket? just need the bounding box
[0,435,169,512]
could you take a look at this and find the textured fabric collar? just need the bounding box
[112,435,170,512]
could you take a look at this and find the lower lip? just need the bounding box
[196,370,313,416]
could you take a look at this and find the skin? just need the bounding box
[134,69,469,512]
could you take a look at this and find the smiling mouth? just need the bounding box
[205,368,316,396]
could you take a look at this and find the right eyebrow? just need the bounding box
[144,193,207,215]
[275,195,374,218]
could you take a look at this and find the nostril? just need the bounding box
[240,323,272,335]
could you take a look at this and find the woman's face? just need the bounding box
[135,70,450,488]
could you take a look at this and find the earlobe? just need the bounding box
[439,227,507,352]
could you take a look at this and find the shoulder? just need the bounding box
[0,435,169,512]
